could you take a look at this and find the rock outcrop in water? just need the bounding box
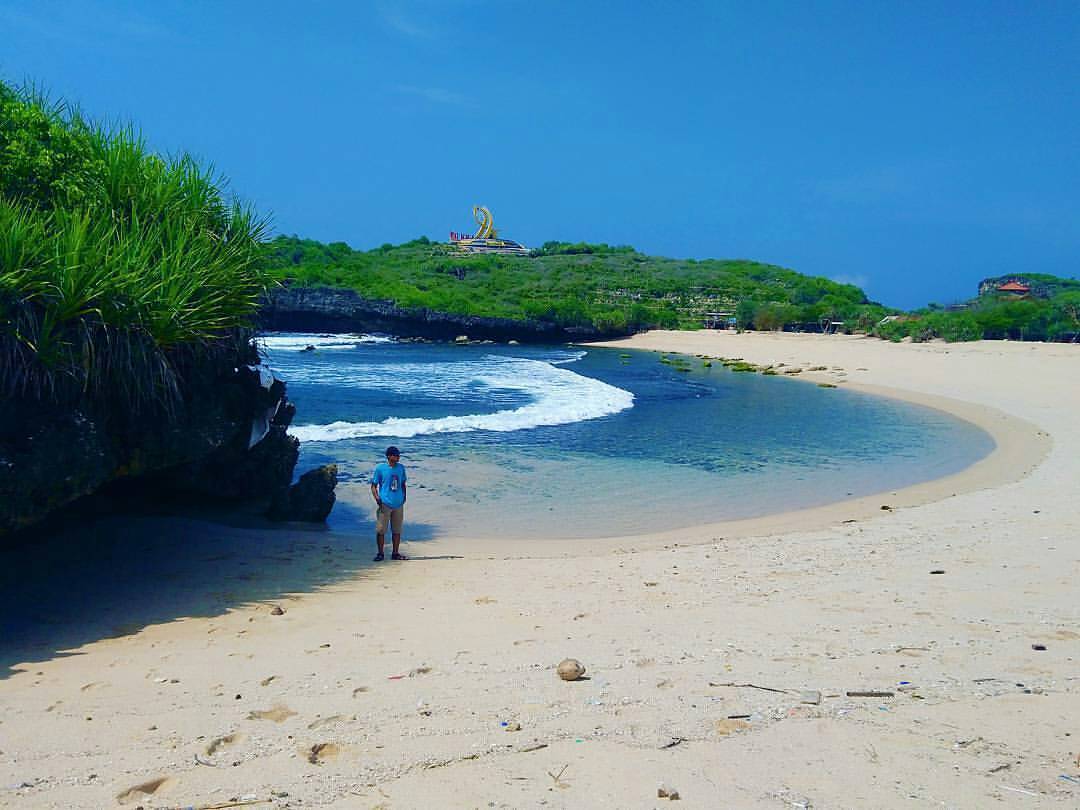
[260,283,620,342]
[0,338,335,538]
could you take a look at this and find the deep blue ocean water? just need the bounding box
[262,333,994,540]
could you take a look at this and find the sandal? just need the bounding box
[392,552,408,561]
[373,552,384,562]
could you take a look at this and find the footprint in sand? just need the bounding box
[352,686,370,697]
[307,715,346,730]
[247,705,297,723]
[307,742,340,764]
[116,776,175,805]
[260,675,279,686]
[206,732,245,756]
[715,718,751,736]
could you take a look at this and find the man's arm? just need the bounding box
[402,481,406,504]
[371,471,382,505]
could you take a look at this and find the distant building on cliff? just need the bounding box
[977,276,1048,299]
[448,206,530,256]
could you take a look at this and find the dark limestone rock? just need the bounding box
[259,284,626,343]
[269,463,338,523]
[161,368,301,509]
[0,409,117,534]
[0,337,334,537]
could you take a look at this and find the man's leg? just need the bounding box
[374,505,387,560]
[391,507,407,559]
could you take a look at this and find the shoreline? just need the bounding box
[3,331,1079,808]
[402,337,1051,559]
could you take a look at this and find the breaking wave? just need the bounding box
[289,355,634,442]
[258,332,393,351]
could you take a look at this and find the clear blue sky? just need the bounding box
[3,1,1078,308]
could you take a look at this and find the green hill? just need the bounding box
[262,236,888,334]
[876,274,1080,342]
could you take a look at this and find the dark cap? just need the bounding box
[385,446,401,457]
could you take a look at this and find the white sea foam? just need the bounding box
[259,332,393,351]
[290,355,634,442]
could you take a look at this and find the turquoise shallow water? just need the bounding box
[263,334,995,540]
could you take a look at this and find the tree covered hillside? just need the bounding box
[262,236,888,333]
[876,274,1080,342]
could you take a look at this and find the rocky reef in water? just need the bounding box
[0,337,336,539]
[260,283,623,342]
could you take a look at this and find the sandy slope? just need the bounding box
[2,332,1078,809]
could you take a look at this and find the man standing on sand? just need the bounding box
[371,445,407,561]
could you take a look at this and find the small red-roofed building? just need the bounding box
[996,280,1030,294]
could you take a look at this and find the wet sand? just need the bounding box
[2,332,1078,808]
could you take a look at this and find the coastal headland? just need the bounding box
[2,332,1078,808]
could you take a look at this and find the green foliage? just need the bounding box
[0,80,271,411]
[265,236,884,334]
[0,83,103,210]
[872,283,1080,343]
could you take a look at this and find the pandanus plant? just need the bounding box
[0,80,273,413]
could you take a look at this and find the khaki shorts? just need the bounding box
[376,504,404,534]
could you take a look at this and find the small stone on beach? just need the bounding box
[557,658,586,681]
[657,782,681,800]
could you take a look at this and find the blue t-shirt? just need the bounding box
[372,462,407,509]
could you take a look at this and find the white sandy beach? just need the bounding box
[2,331,1078,809]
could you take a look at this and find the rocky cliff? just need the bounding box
[0,336,335,538]
[260,284,620,342]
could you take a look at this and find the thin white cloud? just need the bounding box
[396,84,474,108]
[0,2,171,45]
[378,2,436,39]
[830,273,870,290]
[818,166,916,205]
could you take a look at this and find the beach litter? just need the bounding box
[799,690,822,705]
[161,799,268,810]
[547,764,571,788]
[1031,644,1047,651]
[846,691,895,698]
[709,681,791,694]
[999,784,1039,797]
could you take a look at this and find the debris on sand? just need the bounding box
[658,782,681,800]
